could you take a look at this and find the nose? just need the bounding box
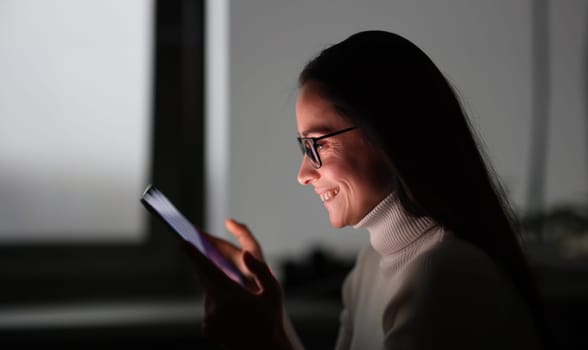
[297,156,319,185]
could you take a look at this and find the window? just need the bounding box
[0,0,206,304]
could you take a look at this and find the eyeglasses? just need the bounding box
[297,126,358,169]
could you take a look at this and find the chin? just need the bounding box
[330,221,346,229]
[328,214,348,228]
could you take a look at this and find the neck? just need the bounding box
[354,193,436,256]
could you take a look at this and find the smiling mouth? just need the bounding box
[320,188,339,202]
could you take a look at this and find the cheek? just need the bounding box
[321,142,393,195]
[322,153,357,185]
[347,152,394,195]
[327,157,376,193]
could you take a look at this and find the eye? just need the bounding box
[315,142,326,151]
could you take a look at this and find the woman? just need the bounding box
[183,31,546,349]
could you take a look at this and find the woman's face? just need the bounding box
[296,83,395,228]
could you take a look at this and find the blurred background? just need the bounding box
[0,0,587,348]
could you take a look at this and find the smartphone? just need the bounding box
[141,185,244,285]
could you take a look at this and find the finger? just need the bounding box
[225,219,264,260]
[199,230,242,266]
[243,251,279,299]
[198,229,253,276]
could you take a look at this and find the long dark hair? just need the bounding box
[299,30,547,343]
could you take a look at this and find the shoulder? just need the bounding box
[381,232,542,348]
[387,230,527,324]
[402,231,508,290]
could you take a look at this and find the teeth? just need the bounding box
[320,189,339,202]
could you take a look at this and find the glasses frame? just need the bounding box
[297,126,358,169]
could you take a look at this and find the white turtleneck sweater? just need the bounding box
[332,193,542,350]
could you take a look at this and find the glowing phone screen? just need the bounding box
[141,185,244,285]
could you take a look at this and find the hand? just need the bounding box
[181,219,292,349]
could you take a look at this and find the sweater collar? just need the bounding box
[354,192,436,256]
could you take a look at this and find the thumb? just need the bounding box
[225,219,264,260]
[243,251,278,295]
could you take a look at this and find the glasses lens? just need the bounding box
[302,139,321,168]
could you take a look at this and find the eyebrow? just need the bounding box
[298,126,338,138]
